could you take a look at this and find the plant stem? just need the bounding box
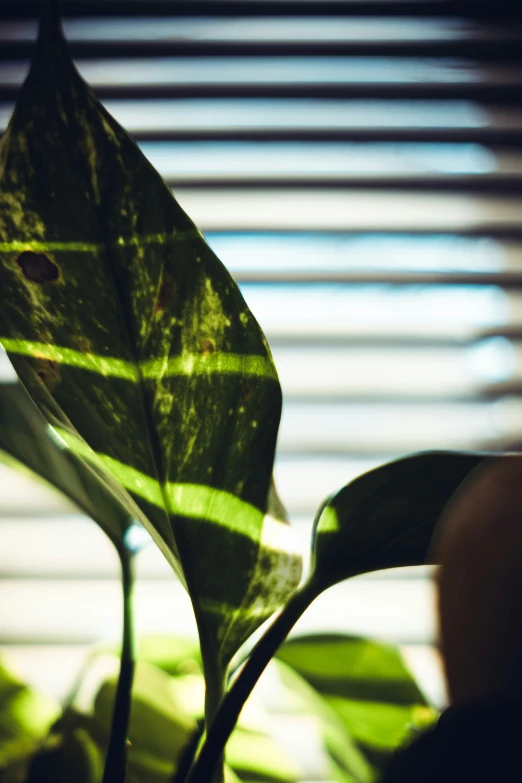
[186,583,315,783]
[170,724,205,783]
[102,546,135,783]
[202,655,227,783]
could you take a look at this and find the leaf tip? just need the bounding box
[38,0,64,41]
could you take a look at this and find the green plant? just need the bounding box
[0,6,508,783]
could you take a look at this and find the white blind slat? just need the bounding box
[2,17,520,45]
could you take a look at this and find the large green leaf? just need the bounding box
[277,635,437,774]
[0,10,301,705]
[310,451,488,590]
[0,379,137,551]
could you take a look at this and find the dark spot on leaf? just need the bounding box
[17,252,59,283]
[241,384,252,400]
[201,339,215,356]
[155,280,174,312]
[35,359,60,388]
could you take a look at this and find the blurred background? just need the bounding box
[1,0,522,771]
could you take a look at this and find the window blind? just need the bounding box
[1,0,521,737]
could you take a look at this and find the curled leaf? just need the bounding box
[311,451,488,589]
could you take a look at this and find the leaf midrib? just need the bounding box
[53,49,173,545]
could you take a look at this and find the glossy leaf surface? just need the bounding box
[277,635,437,774]
[311,451,488,589]
[0,11,301,698]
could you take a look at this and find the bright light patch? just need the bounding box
[0,339,138,380]
[467,337,516,384]
[0,345,17,382]
[239,284,510,339]
[317,506,339,534]
[0,339,277,382]
[0,240,100,252]
[0,231,200,254]
[124,522,152,554]
[52,427,298,552]
[46,425,69,451]
[142,353,277,381]
[209,233,505,275]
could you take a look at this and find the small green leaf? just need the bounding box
[0,9,301,708]
[311,451,487,588]
[0,380,135,551]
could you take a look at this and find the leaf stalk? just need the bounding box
[186,582,316,783]
[102,545,135,783]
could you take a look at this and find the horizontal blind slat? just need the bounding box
[2,17,521,45]
[4,56,522,90]
[4,99,522,138]
[0,575,436,645]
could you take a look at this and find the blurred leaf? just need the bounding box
[311,451,487,588]
[224,767,243,783]
[76,653,299,783]
[0,9,301,710]
[226,727,301,783]
[272,661,374,783]
[0,380,135,550]
[94,661,196,764]
[124,749,173,783]
[277,634,437,774]
[277,635,426,705]
[326,698,436,752]
[26,728,103,783]
[0,655,59,773]
[135,635,202,678]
